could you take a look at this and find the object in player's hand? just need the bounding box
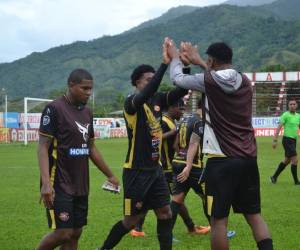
[102,181,121,194]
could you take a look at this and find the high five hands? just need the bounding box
[163,37,208,69]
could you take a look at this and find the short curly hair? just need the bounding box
[68,68,93,85]
[206,42,232,64]
[130,64,155,86]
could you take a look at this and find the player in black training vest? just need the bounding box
[98,39,187,250]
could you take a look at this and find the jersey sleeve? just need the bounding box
[39,104,58,138]
[192,120,204,138]
[124,94,136,115]
[279,112,287,125]
[161,120,170,133]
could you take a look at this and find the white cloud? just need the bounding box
[0,0,225,62]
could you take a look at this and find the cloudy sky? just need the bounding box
[0,0,225,63]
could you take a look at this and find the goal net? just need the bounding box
[23,97,52,145]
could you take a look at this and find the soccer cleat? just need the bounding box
[188,225,211,235]
[130,229,146,237]
[172,236,181,243]
[295,182,300,185]
[270,176,276,184]
[227,230,236,239]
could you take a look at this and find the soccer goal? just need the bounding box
[23,97,52,146]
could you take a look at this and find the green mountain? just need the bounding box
[261,0,300,20]
[127,6,199,33]
[224,0,276,6]
[0,1,299,113]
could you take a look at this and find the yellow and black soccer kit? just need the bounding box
[161,115,177,191]
[123,63,187,216]
[172,114,205,196]
[39,96,94,229]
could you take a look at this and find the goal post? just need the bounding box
[24,97,53,146]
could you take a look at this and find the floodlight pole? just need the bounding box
[5,94,7,142]
[24,98,28,146]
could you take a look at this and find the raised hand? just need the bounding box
[164,37,180,60]
[179,42,191,66]
[162,38,171,64]
[180,42,203,66]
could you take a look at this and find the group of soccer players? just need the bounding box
[36,37,282,250]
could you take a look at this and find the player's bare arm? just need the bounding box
[177,132,200,183]
[272,123,283,149]
[89,139,119,187]
[37,134,55,209]
[162,129,177,140]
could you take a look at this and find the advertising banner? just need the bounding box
[109,128,127,138]
[94,125,110,139]
[5,112,19,128]
[254,128,300,137]
[0,112,3,128]
[252,117,280,128]
[19,113,41,129]
[93,118,116,128]
[10,128,39,142]
[0,128,9,142]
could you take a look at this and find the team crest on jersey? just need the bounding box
[42,115,50,126]
[59,212,70,222]
[75,121,90,142]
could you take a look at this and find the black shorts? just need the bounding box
[282,136,297,158]
[164,171,174,194]
[46,188,88,229]
[172,162,205,199]
[205,157,261,219]
[123,167,170,216]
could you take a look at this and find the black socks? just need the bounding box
[170,201,181,228]
[178,204,194,231]
[100,220,130,250]
[157,218,172,250]
[272,162,286,180]
[291,164,299,184]
[257,238,273,250]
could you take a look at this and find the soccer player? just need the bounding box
[166,38,273,250]
[130,99,185,237]
[271,98,300,185]
[131,98,202,237]
[36,69,119,250]
[171,100,210,235]
[98,40,187,250]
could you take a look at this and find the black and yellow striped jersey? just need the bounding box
[124,92,168,170]
[173,114,203,167]
[123,63,187,170]
[161,115,177,171]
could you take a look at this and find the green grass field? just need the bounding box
[0,137,299,250]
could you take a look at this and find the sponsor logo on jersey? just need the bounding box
[42,115,50,126]
[69,148,89,156]
[75,121,90,142]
